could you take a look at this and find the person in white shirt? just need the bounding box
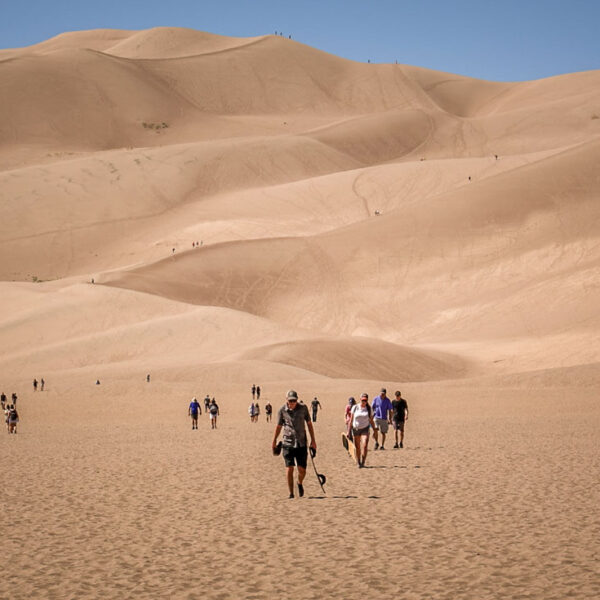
[349,393,376,468]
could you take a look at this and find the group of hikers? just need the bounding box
[32,378,45,392]
[249,401,273,422]
[344,388,409,468]
[272,386,409,497]
[188,395,220,429]
[249,384,273,422]
[2,392,19,434]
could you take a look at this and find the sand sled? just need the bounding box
[342,431,357,463]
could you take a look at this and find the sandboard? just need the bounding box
[309,448,326,495]
[342,431,357,463]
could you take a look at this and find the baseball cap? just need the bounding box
[380,387,387,393]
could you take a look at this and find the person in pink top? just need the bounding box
[344,397,356,436]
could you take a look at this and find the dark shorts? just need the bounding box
[282,446,308,469]
[190,412,199,419]
[393,419,405,431]
[353,426,370,437]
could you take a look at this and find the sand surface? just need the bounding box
[1,27,599,599]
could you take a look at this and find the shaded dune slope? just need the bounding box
[239,338,469,381]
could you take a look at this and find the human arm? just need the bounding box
[306,420,317,451]
[272,424,282,449]
[368,406,376,429]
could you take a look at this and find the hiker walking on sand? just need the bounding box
[349,393,376,468]
[1,393,6,410]
[345,397,356,437]
[7,405,19,434]
[41,378,45,391]
[252,384,256,400]
[204,395,211,414]
[254,402,260,422]
[189,397,201,430]
[256,385,261,400]
[248,402,256,422]
[311,397,322,422]
[209,399,219,429]
[371,387,393,450]
[265,402,273,422]
[33,378,38,391]
[392,391,409,448]
[272,390,316,498]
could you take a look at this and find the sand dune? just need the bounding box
[104,27,263,59]
[1,27,599,600]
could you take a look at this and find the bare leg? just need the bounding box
[362,434,370,466]
[353,435,362,465]
[286,466,295,495]
[297,466,306,485]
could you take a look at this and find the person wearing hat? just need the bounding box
[371,387,393,450]
[392,390,409,448]
[272,390,316,498]
[344,396,356,438]
[188,397,201,429]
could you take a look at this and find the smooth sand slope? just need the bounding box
[1,27,599,600]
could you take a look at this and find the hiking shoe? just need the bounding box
[380,446,385,450]
[374,442,379,450]
[393,443,399,448]
[288,493,294,499]
[400,442,403,448]
[298,483,304,497]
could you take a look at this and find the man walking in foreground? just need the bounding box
[392,390,409,448]
[272,390,316,498]
[371,387,393,450]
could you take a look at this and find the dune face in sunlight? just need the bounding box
[0,25,599,381]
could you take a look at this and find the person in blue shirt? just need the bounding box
[371,387,393,450]
[189,397,201,430]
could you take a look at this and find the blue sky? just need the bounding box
[2,0,599,81]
